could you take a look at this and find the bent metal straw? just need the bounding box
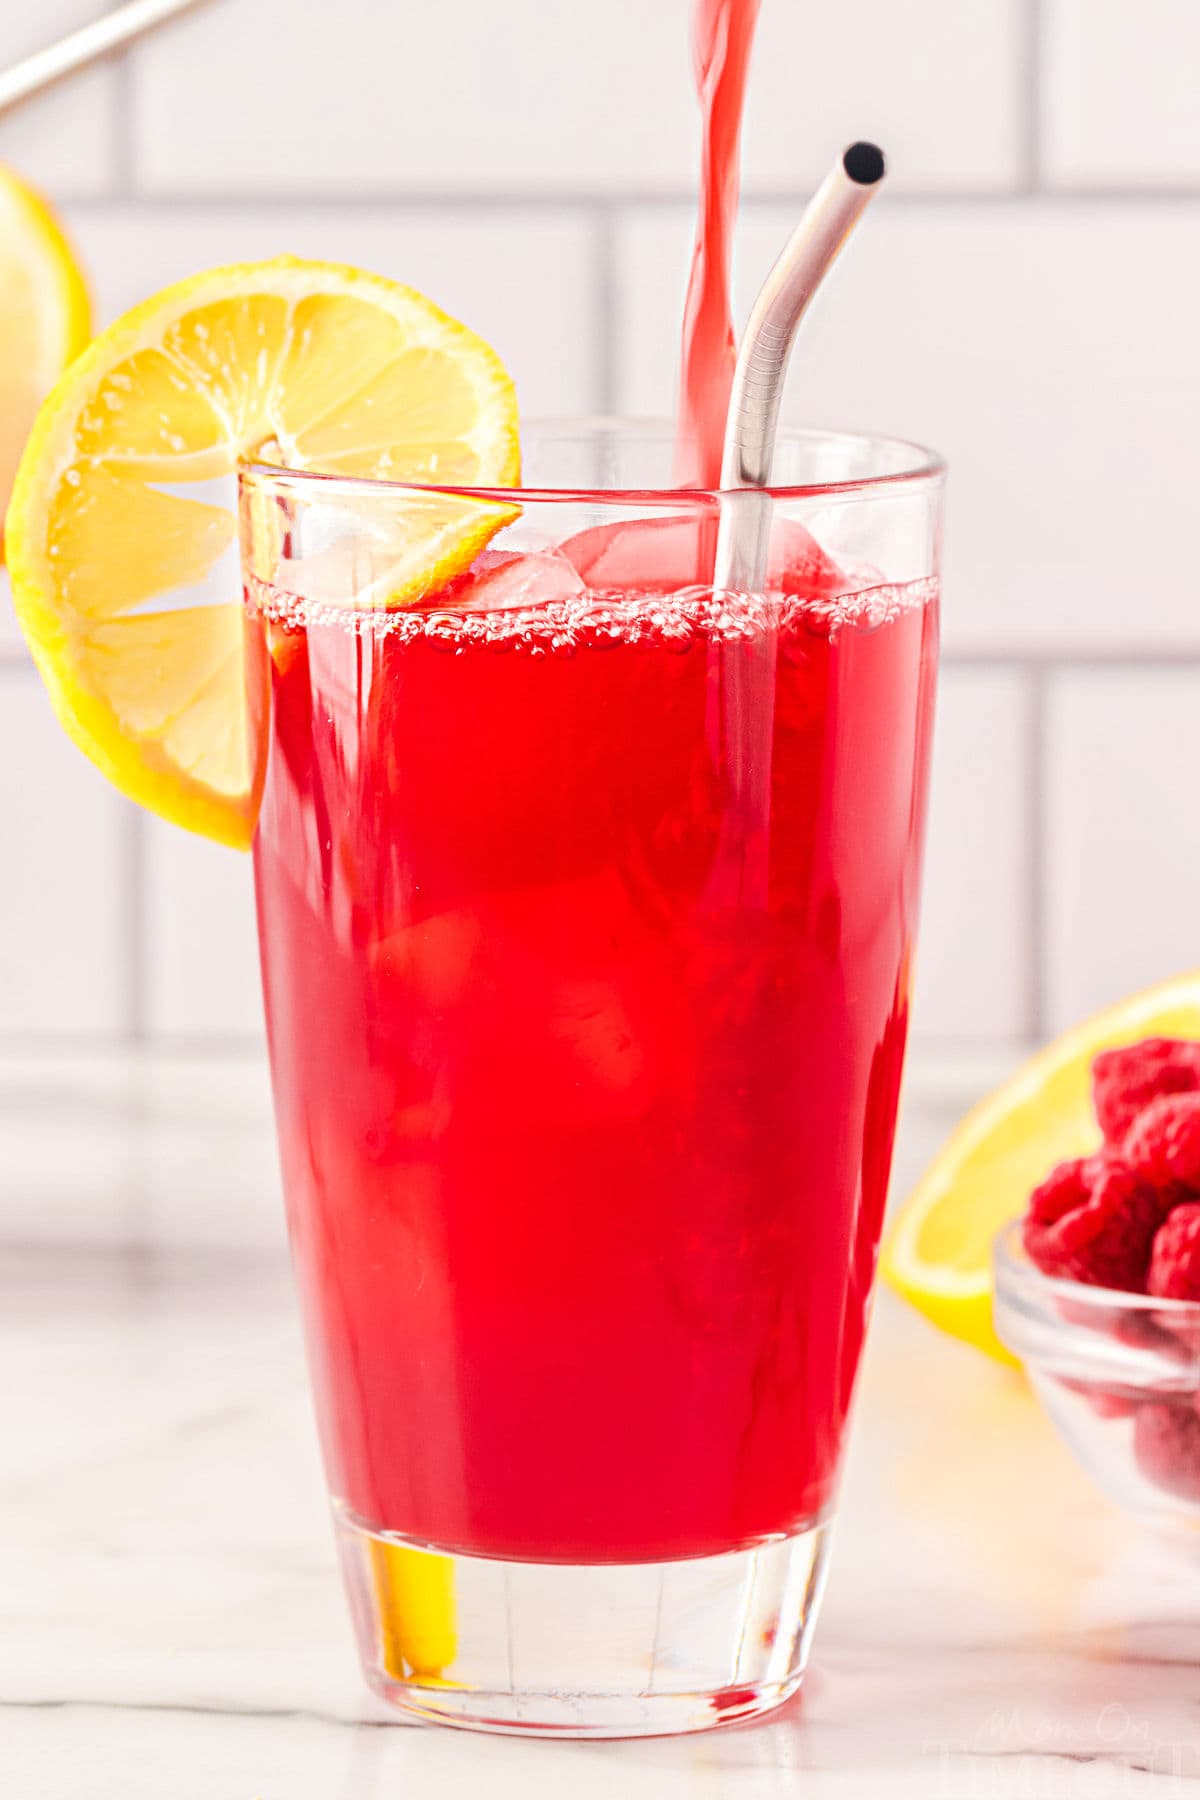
[714,141,887,593]
[0,0,210,118]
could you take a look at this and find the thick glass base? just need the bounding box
[335,1505,832,1737]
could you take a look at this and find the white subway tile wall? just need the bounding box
[912,671,1033,1044]
[0,675,131,1037]
[0,4,118,198]
[141,820,261,1041]
[1044,671,1200,1034]
[129,0,1022,197]
[64,207,602,418]
[1,0,1198,1054]
[1043,0,1200,189]
[0,576,21,661]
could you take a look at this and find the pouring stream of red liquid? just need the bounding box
[674,0,763,487]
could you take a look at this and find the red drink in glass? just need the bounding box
[243,426,943,1732]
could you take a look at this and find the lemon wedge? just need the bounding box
[6,258,519,847]
[883,971,1200,1360]
[368,1540,457,1679]
[0,164,90,557]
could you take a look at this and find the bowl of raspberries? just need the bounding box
[993,1036,1200,1531]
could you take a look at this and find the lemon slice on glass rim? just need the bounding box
[6,257,520,848]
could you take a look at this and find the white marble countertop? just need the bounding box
[3,1051,1199,1798]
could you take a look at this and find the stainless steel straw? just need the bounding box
[0,0,211,118]
[713,141,887,593]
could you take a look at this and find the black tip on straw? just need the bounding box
[843,141,886,186]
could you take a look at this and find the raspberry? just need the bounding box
[1026,1155,1096,1226]
[1147,1203,1200,1301]
[1092,1037,1200,1146]
[1124,1093,1200,1193]
[1113,1309,1193,1362]
[1133,1401,1200,1503]
[1056,1377,1137,1420]
[1022,1156,1161,1291]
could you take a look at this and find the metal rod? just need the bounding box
[0,0,211,118]
[713,141,887,593]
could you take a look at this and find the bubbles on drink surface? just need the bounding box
[246,573,938,657]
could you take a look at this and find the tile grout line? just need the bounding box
[1021,0,1045,195]
[55,187,1200,214]
[109,44,137,201]
[123,807,147,1046]
[939,651,1200,671]
[1025,666,1050,1042]
[592,203,618,415]
[0,1031,263,1058]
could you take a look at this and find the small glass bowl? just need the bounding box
[993,1220,1200,1534]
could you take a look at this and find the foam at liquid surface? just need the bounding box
[246,573,938,654]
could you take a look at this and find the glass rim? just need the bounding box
[240,417,946,507]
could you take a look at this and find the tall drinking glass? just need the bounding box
[239,422,944,1736]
